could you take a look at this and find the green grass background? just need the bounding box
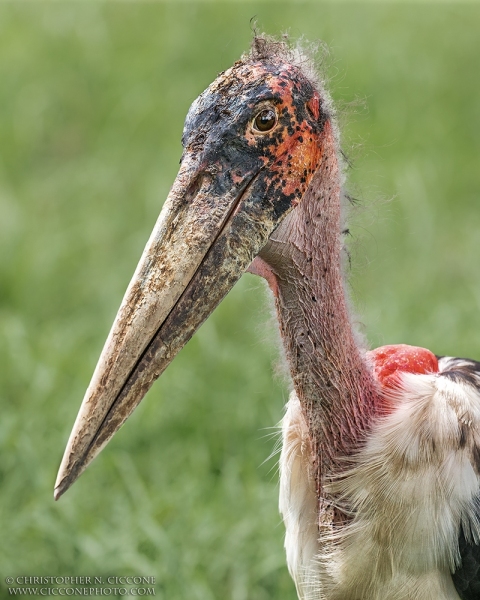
[1,2,479,598]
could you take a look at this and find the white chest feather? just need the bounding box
[279,372,480,600]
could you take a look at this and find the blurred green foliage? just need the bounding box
[0,2,479,598]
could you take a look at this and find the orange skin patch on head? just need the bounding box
[244,65,324,206]
[276,132,322,204]
[367,344,439,391]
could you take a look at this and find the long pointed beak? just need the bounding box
[54,158,283,500]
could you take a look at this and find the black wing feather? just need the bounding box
[454,528,480,600]
[438,357,480,600]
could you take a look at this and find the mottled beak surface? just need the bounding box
[55,57,327,499]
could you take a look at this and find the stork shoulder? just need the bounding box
[321,350,480,599]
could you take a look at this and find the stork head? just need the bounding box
[55,39,333,499]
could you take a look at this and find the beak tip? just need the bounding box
[53,475,70,501]
[54,465,74,501]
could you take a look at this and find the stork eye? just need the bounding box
[253,108,277,133]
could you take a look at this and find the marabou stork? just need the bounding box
[55,38,480,600]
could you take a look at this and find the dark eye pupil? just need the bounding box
[254,109,276,132]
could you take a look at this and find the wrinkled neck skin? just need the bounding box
[253,123,380,505]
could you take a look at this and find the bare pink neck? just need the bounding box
[254,124,379,494]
